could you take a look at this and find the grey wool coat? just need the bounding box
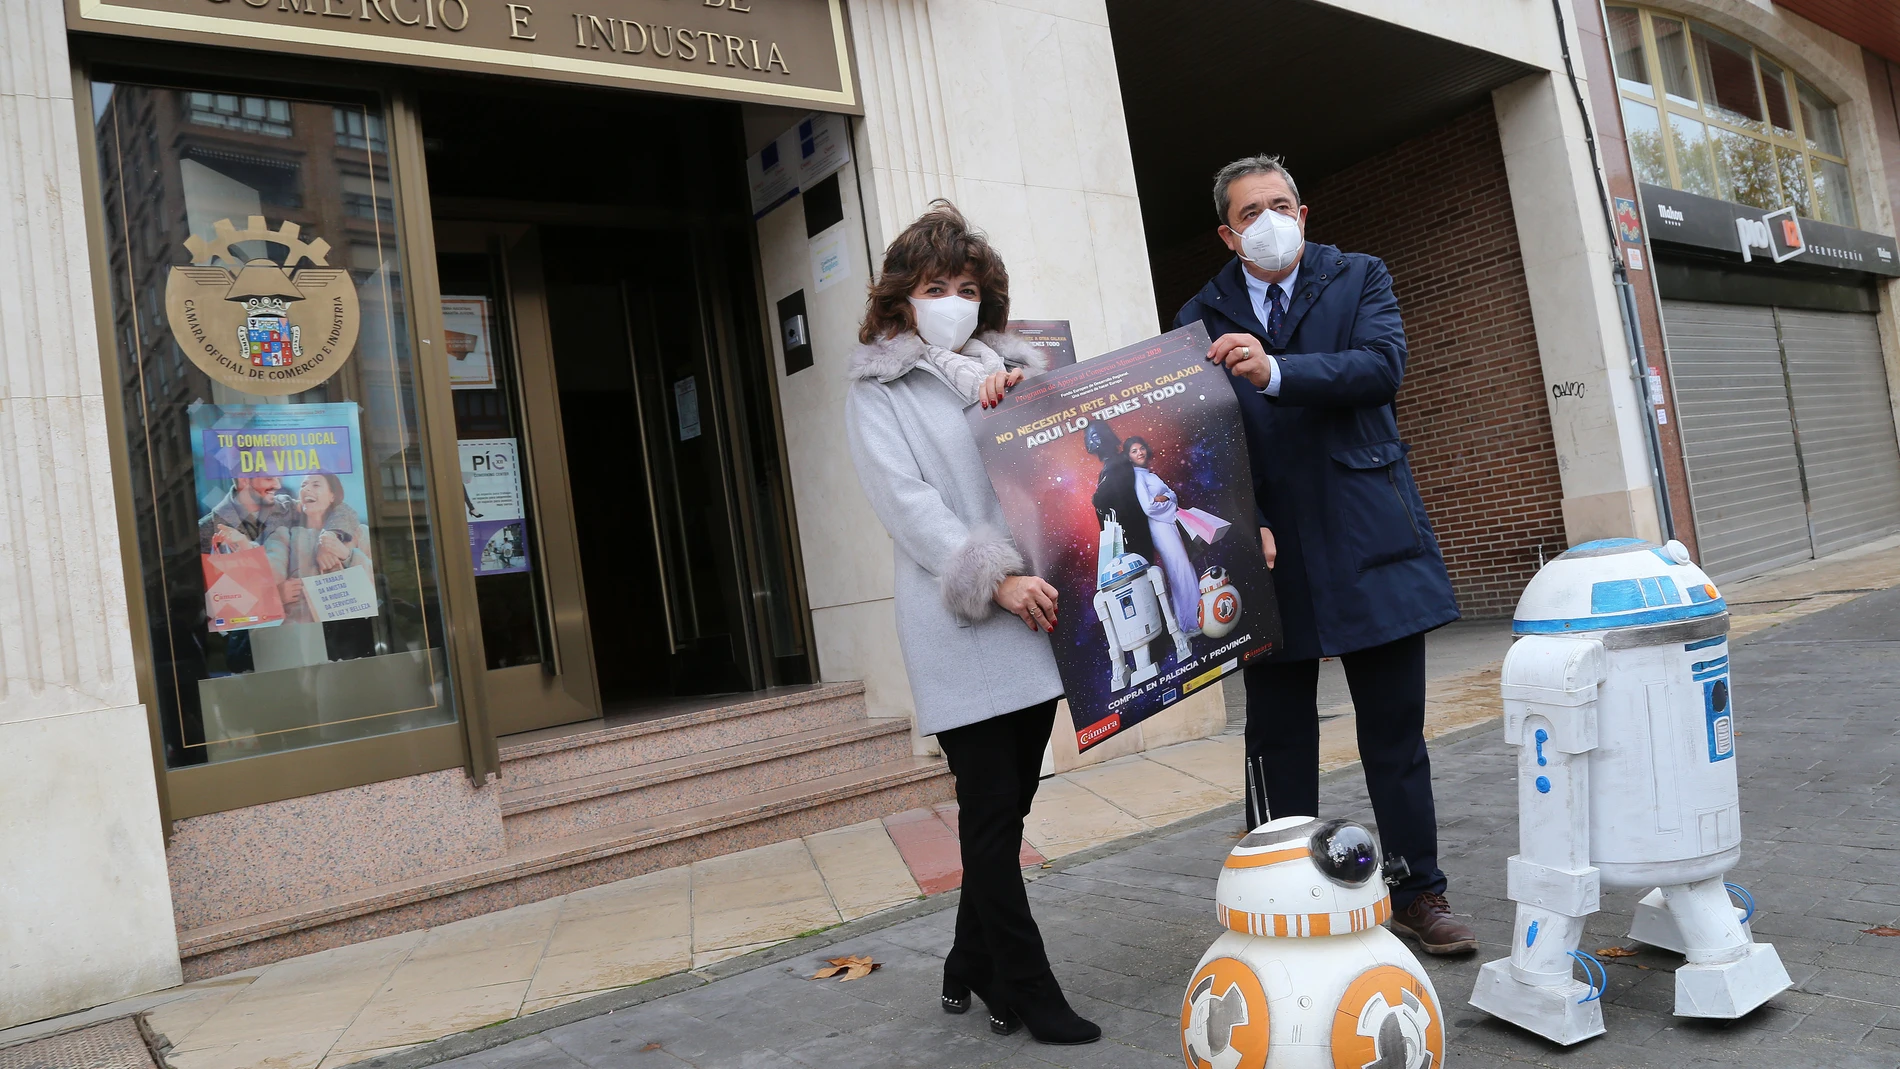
[845,329,1065,736]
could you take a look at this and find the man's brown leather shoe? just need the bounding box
[1390,892,1478,954]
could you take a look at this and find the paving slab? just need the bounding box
[404,584,1900,1069]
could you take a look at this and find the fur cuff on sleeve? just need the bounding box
[976,331,1049,375]
[941,526,1024,622]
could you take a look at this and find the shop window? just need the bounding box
[1608,6,1855,225]
[92,79,457,776]
[1622,98,1669,187]
[1608,7,1651,96]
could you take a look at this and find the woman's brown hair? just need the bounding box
[858,201,1010,344]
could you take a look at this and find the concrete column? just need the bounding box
[765,0,1158,729]
[0,0,181,1026]
[1494,55,1664,545]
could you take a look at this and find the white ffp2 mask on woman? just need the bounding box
[1233,209,1305,272]
[909,295,981,351]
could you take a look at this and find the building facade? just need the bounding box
[3,0,1896,1027]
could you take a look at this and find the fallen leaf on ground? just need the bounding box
[1863,926,1900,936]
[641,1044,662,1052]
[1595,946,1641,958]
[810,955,882,981]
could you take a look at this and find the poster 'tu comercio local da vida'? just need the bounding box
[968,322,1280,752]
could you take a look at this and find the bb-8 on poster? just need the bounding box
[968,322,1280,751]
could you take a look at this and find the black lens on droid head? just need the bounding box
[1310,819,1380,887]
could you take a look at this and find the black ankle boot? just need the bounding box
[941,974,969,1015]
[945,964,1021,1033]
[1003,972,1101,1045]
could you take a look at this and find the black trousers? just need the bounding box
[936,699,1060,990]
[1242,632,1447,909]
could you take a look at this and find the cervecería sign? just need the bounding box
[68,0,858,111]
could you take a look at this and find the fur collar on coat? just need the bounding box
[848,330,1046,386]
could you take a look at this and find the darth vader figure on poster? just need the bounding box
[1086,423,1156,566]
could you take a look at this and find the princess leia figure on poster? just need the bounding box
[1124,436,1204,636]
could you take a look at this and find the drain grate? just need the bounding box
[0,1017,160,1069]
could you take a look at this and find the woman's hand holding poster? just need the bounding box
[967,322,1280,751]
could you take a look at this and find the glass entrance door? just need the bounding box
[435,223,599,735]
[540,226,758,700]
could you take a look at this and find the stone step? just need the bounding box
[176,755,954,980]
[499,719,915,848]
[497,683,868,792]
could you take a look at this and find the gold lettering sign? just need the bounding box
[67,0,858,112]
[164,217,362,394]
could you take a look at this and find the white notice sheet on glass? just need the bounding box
[460,438,531,575]
[442,296,496,390]
[302,566,379,622]
[675,376,702,441]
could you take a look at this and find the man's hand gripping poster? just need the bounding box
[968,322,1280,751]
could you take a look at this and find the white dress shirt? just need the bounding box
[1241,257,1301,397]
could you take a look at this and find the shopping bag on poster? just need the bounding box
[202,546,285,632]
[1176,507,1231,545]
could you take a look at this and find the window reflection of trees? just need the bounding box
[1608,5,1855,225]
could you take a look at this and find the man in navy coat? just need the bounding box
[1174,155,1473,954]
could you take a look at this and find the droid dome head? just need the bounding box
[1198,566,1230,594]
[1215,816,1392,937]
[1514,538,1725,637]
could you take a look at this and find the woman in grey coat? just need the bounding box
[846,203,1098,1046]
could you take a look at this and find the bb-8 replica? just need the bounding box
[1182,816,1446,1069]
[1469,538,1790,1044]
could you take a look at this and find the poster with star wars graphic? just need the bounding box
[968,322,1279,751]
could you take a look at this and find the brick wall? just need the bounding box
[1150,105,1567,618]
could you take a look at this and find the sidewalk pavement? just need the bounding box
[379,568,1900,1069]
[4,536,1895,1069]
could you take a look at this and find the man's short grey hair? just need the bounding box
[1212,155,1301,225]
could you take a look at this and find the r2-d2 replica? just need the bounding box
[1183,816,1447,1069]
[1094,512,1192,691]
[1470,538,1790,1044]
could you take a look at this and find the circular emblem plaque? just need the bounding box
[164,216,361,394]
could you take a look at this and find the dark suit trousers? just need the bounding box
[1242,632,1447,909]
[936,699,1059,989]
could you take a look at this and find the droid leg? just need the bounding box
[1661,876,1791,1018]
[1147,567,1192,662]
[1627,886,1755,954]
[1128,640,1159,686]
[1094,593,1128,691]
[1470,637,1608,1045]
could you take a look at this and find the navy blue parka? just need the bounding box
[1173,244,1459,660]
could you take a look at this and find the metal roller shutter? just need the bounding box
[1777,309,1900,556]
[1660,300,1812,580]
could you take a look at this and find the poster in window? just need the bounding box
[190,402,377,631]
[459,438,531,576]
[966,323,1279,751]
[1007,320,1078,370]
[442,296,496,390]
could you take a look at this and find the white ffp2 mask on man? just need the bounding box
[1234,209,1305,272]
[909,295,981,352]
